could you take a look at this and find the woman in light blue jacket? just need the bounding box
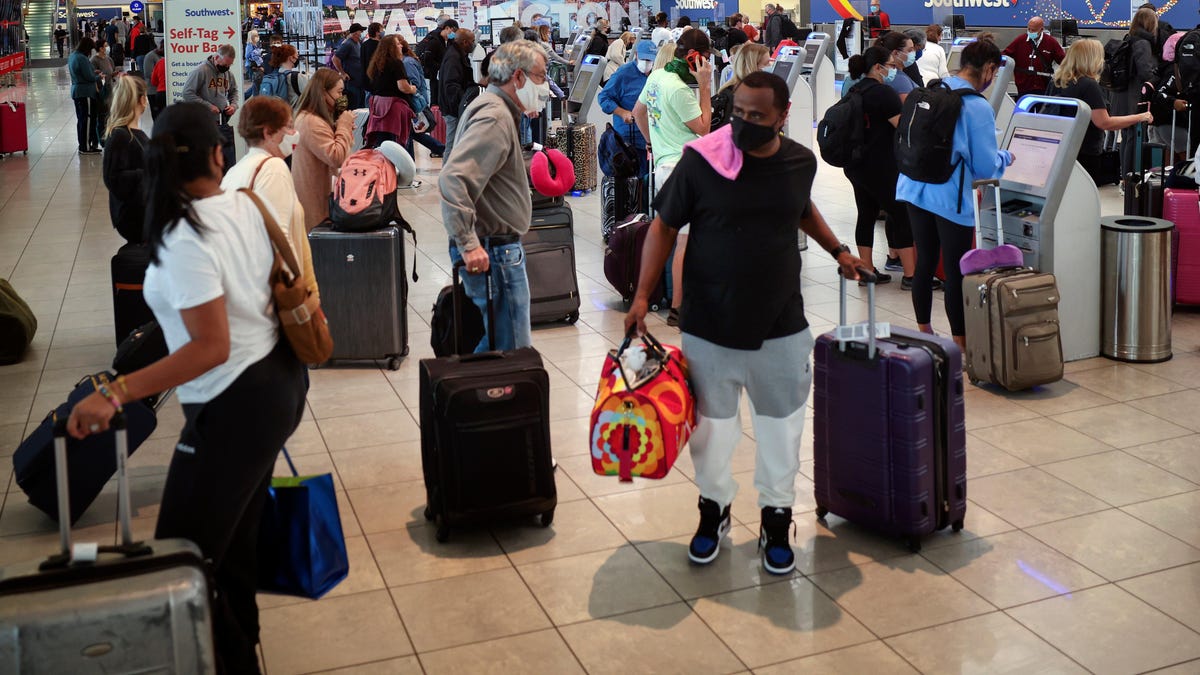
[897,38,1014,349]
[401,36,446,158]
[69,37,103,154]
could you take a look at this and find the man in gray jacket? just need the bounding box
[439,40,550,352]
[181,45,238,123]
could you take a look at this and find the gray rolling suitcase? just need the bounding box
[309,225,411,370]
[0,415,216,674]
[524,204,581,325]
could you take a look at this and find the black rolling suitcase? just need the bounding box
[524,203,581,325]
[601,175,644,242]
[419,265,556,542]
[110,242,156,348]
[0,415,216,674]
[308,225,410,370]
[1123,124,1168,218]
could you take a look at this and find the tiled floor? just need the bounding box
[2,67,1200,674]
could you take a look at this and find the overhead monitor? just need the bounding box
[866,16,881,30]
[489,17,515,38]
[949,14,966,31]
[1004,127,1064,191]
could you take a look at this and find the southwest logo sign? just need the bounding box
[923,0,1015,6]
[826,0,864,20]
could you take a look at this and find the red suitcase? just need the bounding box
[0,101,28,156]
[1165,188,1200,305]
[429,105,447,145]
[812,272,967,553]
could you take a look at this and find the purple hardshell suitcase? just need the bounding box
[812,273,967,552]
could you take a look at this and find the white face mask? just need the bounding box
[279,130,299,158]
[516,72,550,111]
[637,59,653,74]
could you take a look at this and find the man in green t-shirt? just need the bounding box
[634,28,713,327]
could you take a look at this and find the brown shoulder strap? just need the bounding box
[249,155,274,188]
[238,188,302,280]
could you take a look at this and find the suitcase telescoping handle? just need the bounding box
[837,267,880,359]
[452,260,495,353]
[46,414,149,571]
[972,178,1005,246]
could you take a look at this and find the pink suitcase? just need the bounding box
[1164,188,1200,305]
[0,101,28,155]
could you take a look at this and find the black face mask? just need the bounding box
[729,116,779,152]
[215,63,230,73]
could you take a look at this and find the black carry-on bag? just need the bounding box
[419,263,556,542]
[0,415,216,674]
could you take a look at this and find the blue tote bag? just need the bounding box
[257,449,349,599]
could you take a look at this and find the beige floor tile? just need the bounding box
[922,530,1106,608]
[962,389,1041,431]
[1041,450,1197,506]
[331,442,425,489]
[1065,364,1187,401]
[1144,660,1200,674]
[1007,585,1200,675]
[968,468,1110,528]
[1125,435,1200,483]
[1052,403,1193,449]
[1128,389,1200,433]
[970,418,1114,466]
[316,409,421,452]
[964,434,1029,479]
[1118,562,1200,633]
[558,602,746,675]
[418,629,585,675]
[1122,490,1200,548]
[311,656,424,674]
[346,480,430,534]
[690,578,875,668]
[1131,351,1200,387]
[729,470,817,526]
[492,498,627,565]
[1027,509,1200,581]
[518,546,681,624]
[1007,378,1119,416]
[886,612,1088,674]
[259,590,413,674]
[753,641,918,674]
[389,568,551,652]
[285,420,331,457]
[369,519,510,588]
[809,556,995,637]
[549,415,593,457]
[556,446,691,498]
[593,481,707,542]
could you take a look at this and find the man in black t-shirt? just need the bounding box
[625,72,868,576]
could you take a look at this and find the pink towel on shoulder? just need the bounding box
[683,125,742,181]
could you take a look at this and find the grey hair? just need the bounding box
[499,26,524,44]
[488,40,546,84]
[217,43,237,58]
[903,28,926,50]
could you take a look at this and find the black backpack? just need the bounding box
[894,80,984,209]
[816,80,871,168]
[1101,37,1133,90]
[1178,29,1200,91]
[710,88,734,132]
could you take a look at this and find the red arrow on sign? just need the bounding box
[224,26,236,38]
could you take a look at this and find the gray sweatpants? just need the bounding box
[682,329,814,510]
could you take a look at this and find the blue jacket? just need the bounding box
[404,56,431,113]
[598,61,648,149]
[896,76,1013,227]
[69,52,101,100]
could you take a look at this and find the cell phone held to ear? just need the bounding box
[686,49,703,71]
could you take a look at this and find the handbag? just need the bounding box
[599,122,640,179]
[239,188,334,365]
[590,331,695,481]
[256,448,350,599]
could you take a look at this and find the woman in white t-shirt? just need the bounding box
[67,102,308,675]
[916,24,950,84]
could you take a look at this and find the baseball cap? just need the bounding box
[532,17,552,28]
[347,23,366,34]
[635,40,657,60]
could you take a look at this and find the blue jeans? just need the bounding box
[449,239,532,353]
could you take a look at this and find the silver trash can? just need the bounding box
[1100,216,1173,363]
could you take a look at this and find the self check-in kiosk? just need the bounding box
[771,46,812,146]
[946,38,1016,136]
[800,32,835,128]
[567,53,607,124]
[976,96,1099,360]
[946,36,977,75]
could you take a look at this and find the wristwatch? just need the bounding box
[828,243,851,260]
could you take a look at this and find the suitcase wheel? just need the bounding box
[906,536,922,554]
[648,301,660,312]
[815,506,828,520]
[952,519,964,533]
[386,355,402,371]
[540,509,555,527]
[566,312,579,325]
[435,514,450,542]
[423,504,434,521]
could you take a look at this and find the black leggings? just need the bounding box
[908,204,975,336]
[847,168,914,250]
[74,96,98,151]
[155,340,307,674]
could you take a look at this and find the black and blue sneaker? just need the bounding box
[759,506,796,575]
[688,497,731,565]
